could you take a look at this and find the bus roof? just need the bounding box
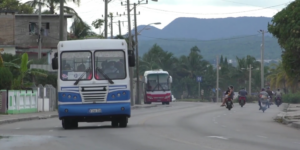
[57,39,127,51]
[144,69,169,76]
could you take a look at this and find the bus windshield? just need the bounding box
[94,50,126,80]
[147,74,170,91]
[60,51,92,81]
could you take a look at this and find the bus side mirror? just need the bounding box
[128,50,135,67]
[169,76,172,83]
[52,52,58,70]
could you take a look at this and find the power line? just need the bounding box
[139,34,260,42]
[139,2,288,15]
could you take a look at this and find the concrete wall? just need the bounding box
[0,46,16,55]
[15,15,69,48]
[0,13,15,45]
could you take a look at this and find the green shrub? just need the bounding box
[282,92,300,104]
[0,67,13,90]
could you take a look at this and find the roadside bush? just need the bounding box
[282,92,300,104]
[0,67,13,90]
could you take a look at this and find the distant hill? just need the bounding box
[131,17,282,61]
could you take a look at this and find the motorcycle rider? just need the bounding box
[221,86,234,107]
[266,87,273,103]
[275,88,283,103]
[259,88,269,110]
[238,87,248,102]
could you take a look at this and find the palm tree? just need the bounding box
[25,0,80,15]
[267,61,298,93]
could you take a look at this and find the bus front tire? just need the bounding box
[119,117,128,128]
[111,120,119,127]
[62,119,78,129]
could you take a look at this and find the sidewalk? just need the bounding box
[274,103,300,129]
[0,104,158,125]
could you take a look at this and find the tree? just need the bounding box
[92,19,104,29]
[8,53,48,89]
[0,67,13,90]
[25,0,80,14]
[268,0,300,78]
[0,0,33,14]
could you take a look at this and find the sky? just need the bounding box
[20,0,292,36]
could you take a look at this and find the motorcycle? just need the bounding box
[260,96,270,113]
[226,98,233,110]
[238,96,246,107]
[275,96,282,107]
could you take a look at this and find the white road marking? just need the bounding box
[257,135,267,139]
[49,130,53,132]
[15,128,20,130]
[98,124,101,126]
[208,136,228,140]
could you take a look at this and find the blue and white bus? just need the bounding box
[52,39,135,129]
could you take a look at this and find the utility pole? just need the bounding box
[118,20,121,36]
[259,30,266,88]
[38,0,42,59]
[59,0,64,41]
[249,64,252,95]
[122,0,157,105]
[216,55,219,102]
[134,3,141,104]
[125,0,134,106]
[110,14,113,38]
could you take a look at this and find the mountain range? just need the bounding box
[130,17,282,62]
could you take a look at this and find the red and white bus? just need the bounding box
[143,69,172,105]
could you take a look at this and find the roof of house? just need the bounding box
[16,14,73,18]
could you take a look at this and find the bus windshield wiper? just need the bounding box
[97,68,114,84]
[74,68,91,85]
[74,72,86,85]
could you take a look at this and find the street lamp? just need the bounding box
[134,21,161,104]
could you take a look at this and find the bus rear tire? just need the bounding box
[119,117,128,128]
[166,102,170,105]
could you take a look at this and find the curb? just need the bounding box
[131,104,158,109]
[274,103,300,129]
[0,105,157,125]
[0,114,59,125]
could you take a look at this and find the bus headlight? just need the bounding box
[112,94,115,98]
[63,94,66,97]
[68,95,71,99]
[74,96,77,100]
[117,93,121,97]
[165,95,171,99]
[123,92,126,95]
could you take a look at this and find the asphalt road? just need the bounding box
[0,102,299,150]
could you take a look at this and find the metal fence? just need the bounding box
[37,84,57,111]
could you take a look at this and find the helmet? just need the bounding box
[278,88,280,91]
[230,85,233,89]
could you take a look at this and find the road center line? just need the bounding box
[208,136,228,140]
[257,135,267,139]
